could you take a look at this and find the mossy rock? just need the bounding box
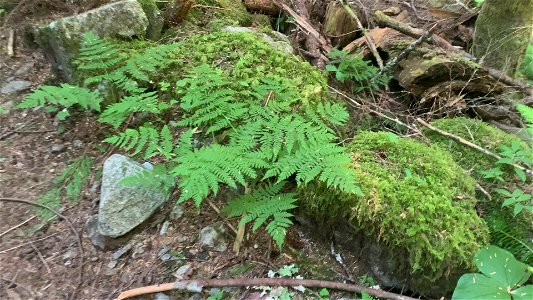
[422,117,533,264]
[168,30,327,104]
[299,131,489,297]
[184,0,252,30]
[423,117,533,178]
[136,0,164,40]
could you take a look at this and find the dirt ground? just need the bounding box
[0,3,366,300]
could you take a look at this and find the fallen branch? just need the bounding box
[116,277,419,300]
[416,118,533,176]
[339,0,384,69]
[374,10,532,95]
[0,198,84,300]
[7,28,14,57]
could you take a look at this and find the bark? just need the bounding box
[473,0,533,76]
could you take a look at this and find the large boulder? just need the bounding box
[299,132,489,297]
[98,154,171,238]
[34,0,148,81]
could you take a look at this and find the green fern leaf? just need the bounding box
[516,104,533,136]
[104,125,174,159]
[223,182,297,248]
[17,84,103,120]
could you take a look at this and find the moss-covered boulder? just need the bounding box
[35,0,148,81]
[165,30,326,103]
[136,0,164,40]
[423,117,532,177]
[299,132,489,297]
[422,117,533,264]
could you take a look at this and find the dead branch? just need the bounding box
[339,0,383,69]
[416,118,533,176]
[116,277,419,300]
[374,10,532,95]
[0,198,84,300]
[7,28,14,57]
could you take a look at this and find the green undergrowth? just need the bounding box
[423,117,533,264]
[299,131,489,296]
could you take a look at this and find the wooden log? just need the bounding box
[244,0,280,15]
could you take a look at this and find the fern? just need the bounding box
[104,124,175,159]
[119,43,179,83]
[171,143,270,205]
[121,164,176,197]
[17,84,103,120]
[76,32,126,85]
[516,104,533,136]
[223,182,297,248]
[98,91,172,128]
[176,65,250,133]
[485,211,533,264]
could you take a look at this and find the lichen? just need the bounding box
[299,131,489,296]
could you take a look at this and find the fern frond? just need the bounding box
[120,164,175,196]
[76,32,126,84]
[54,156,93,202]
[17,84,103,120]
[176,65,250,133]
[104,124,174,159]
[98,91,169,128]
[121,44,179,83]
[171,145,270,205]
[223,181,297,248]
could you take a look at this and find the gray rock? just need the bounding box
[198,224,227,252]
[98,154,171,237]
[34,0,148,81]
[137,0,164,40]
[1,80,31,95]
[50,144,66,154]
[112,244,132,260]
[159,221,170,235]
[154,293,170,300]
[169,204,184,220]
[13,62,34,77]
[223,26,293,54]
[85,215,115,250]
[173,264,191,279]
[73,140,83,148]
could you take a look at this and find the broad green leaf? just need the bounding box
[474,245,530,288]
[513,285,533,300]
[452,273,510,300]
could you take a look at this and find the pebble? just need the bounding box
[112,244,132,260]
[169,205,184,220]
[1,80,31,95]
[50,144,66,154]
[159,221,170,235]
[154,293,170,300]
[73,140,83,148]
[173,264,191,279]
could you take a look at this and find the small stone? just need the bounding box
[1,80,31,95]
[157,245,170,257]
[154,293,170,300]
[173,264,191,280]
[107,260,118,269]
[112,244,132,260]
[50,144,66,154]
[169,205,184,220]
[198,224,227,252]
[73,140,83,148]
[142,161,154,170]
[160,253,171,262]
[13,62,34,77]
[159,221,170,235]
[383,7,401,16]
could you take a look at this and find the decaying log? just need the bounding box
[322,1,357,48]
[244,0,280,15]
[163,0,194,26]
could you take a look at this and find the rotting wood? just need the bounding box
[163,0,194,26]
[7,28,14,57]
[116,277,420,300]
[244,0,280,15]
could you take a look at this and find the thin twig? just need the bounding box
[0,215,36,238]
[29,240,52,274]
[339,0,384,69]
[0,233,59,253]
[0,198,84,300]
[117,278,419,300]
[416,118,533,176]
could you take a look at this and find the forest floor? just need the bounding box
[0,3,368,300]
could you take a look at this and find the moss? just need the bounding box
[422,117,532,179]
[135,0,163,40]
[422,117,533,264]
[169,31,326,104]
[185,0,251,29]
[299,131,489,296]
